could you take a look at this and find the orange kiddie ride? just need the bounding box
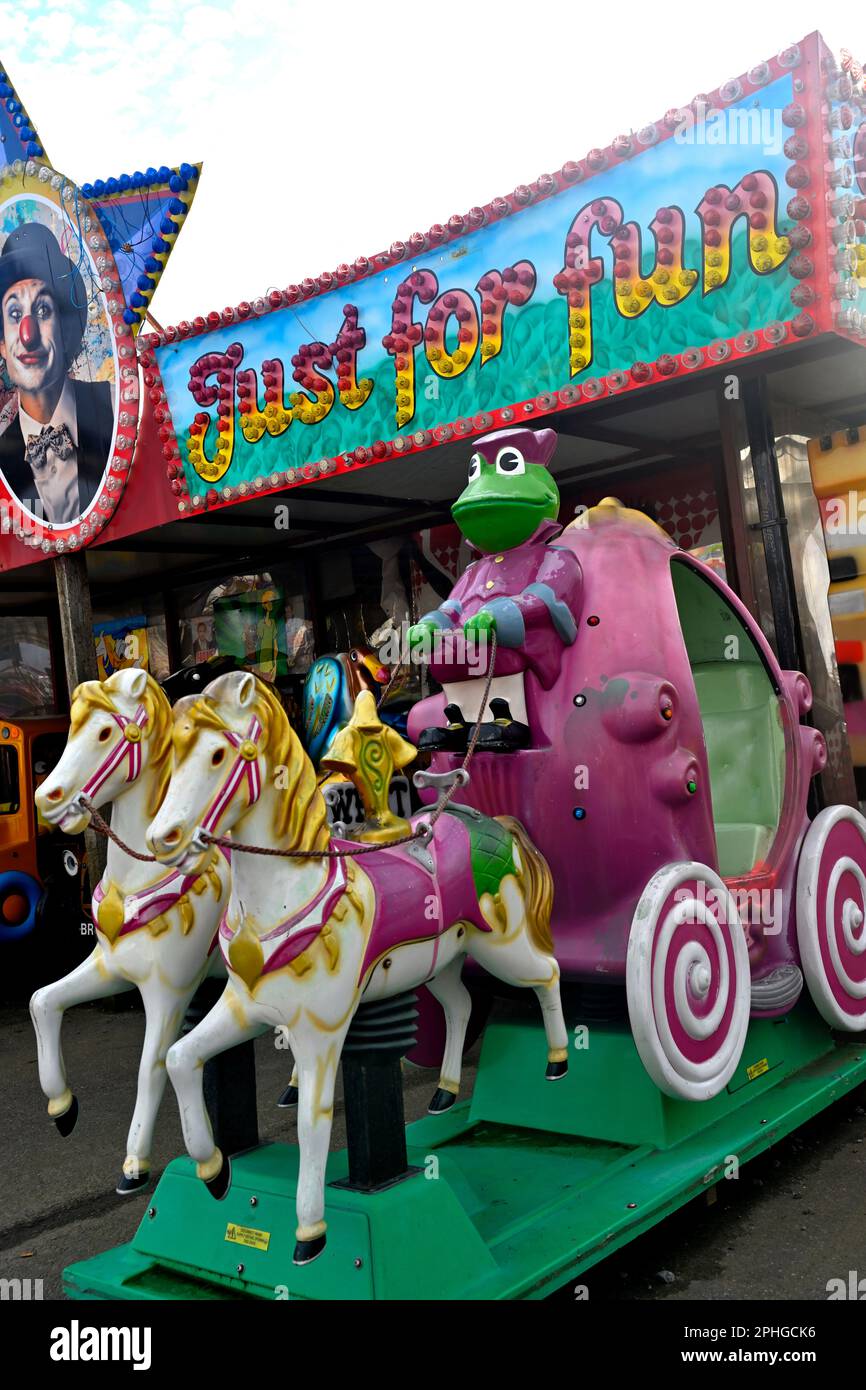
[0,715,90,984]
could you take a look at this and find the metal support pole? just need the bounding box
[715,378,758,612]
[53,552,107,892]
[183,978,259,1157]
[739,377,859,810]
[332,993,421,1193]
[741,378,806,676]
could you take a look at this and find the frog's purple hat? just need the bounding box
[473,426,558,468]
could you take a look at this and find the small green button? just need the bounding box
[687,779,697,794]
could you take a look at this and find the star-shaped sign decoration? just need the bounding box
[84,168,201,334]
[0,58,199,334]
[0,62,43,165]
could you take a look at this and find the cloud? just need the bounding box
[1,0,861,324]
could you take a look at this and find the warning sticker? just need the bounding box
[225,1223,270,1251]
[746,1057,769,1081]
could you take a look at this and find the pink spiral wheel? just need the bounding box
[796,805,866,1030]
[626,862,750,1100]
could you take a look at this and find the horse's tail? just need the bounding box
[495,815,555,957]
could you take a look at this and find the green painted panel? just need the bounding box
[64,1005,866,1302]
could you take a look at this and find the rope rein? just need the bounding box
[81,632,497,863]
[83,801,159,863]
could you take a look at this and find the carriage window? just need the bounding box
[0,746,20,814]
[671,558,785,879]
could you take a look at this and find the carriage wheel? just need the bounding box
[626,862,750,1101]
[796,805,866,1031]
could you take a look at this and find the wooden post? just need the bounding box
[53,551,107,892]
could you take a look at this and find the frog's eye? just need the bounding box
[467,453,483,482]
[496,447,525,475]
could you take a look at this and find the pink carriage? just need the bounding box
[408,497,866,1100]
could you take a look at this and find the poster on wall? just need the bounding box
[181,615,218,666]
[284,594,314,673]
[213,586,288,683]
[0,164,136,553]
[93,615,148,680]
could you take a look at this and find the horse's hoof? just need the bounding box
[428,1087,457,1113]
[116,1170,150,1197]
[546,1059,568,1080]
[54,1095,79,1137]
[205,1157,231,1201]
[293,1233,326,1265]
[277,1084,299,1108]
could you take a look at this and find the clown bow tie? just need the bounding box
[25,422,75,471]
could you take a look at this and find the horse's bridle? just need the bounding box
[60,702,149,827]
[190,715,263,851]
[82,703,150,797]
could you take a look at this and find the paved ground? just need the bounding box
[2,999,865,1302]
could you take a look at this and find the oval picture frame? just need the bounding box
[0,159,139,555]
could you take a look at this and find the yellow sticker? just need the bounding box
[225,1223,270,1251]
[746,1057,769,1081]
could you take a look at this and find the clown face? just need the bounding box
[0,277,67,398]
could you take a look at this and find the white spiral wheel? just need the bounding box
[626,862,750,1101]
[796,805,866,1030]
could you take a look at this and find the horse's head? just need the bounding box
[35,669,172,835]
[147,670,329,867]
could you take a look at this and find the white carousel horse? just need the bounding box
[148,671,567,1265]
[30,668,230,1195]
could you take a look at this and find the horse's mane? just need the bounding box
[70,673,172,818]
[179,676,330,854]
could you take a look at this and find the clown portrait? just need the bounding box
[0,214,115,527]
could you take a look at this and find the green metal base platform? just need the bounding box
[64,1001,866,1301]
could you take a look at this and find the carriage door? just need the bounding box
[670,558,786,880]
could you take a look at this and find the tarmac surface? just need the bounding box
[2,997,865,1302]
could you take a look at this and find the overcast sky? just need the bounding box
[2,2,864,325]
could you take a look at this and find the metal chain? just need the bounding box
[82,632,498,863]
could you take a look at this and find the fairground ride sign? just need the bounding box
[142,31,866,520]
[1,29,864,567]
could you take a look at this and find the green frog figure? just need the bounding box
[407,427,582,752]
